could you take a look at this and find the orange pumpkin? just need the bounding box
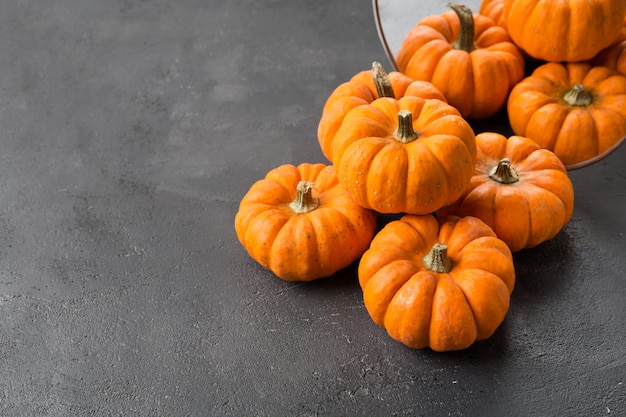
[479,0,506,28]
[439,133,574,252]
[507,62,626,167]
[332,95,476,214]
[317,62,446,162]
[502,0,626,62]
[358,214,515,351]
[594,16,626,77]
[396,3,524,119]
[235,163,377,281]
[595,39,626,77]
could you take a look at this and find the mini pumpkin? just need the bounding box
[594,16,626,77]
[479,0,506,28]
[396,3,524,119]
[507,62,626,167]
[502,0,626,62]
[318,62,446,162]
[594,39,626,77]
[438,132,574,252]
[332,95,476,214]
[235,163,377,281]
[358,214,515,351]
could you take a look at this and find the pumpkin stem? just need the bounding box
[488,158,520,184]
[447,3,475,52]
[423,243,453,273]
[372,61,395,99]
[562,84,593,107]
[394,110,419,143]
[289,181,319,214]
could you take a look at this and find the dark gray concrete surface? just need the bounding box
[0,1,624,416]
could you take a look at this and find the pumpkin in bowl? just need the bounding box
[502,0,626,62]
[507,62,626,168]
[479,0,506,28]
[396,3,524,119]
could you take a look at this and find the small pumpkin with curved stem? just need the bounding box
[507,62,626,168]
[332,95,476,215]
[396,3,524,119]
[502,0,626,62]
[358,214,515,352]
[438,132,575,252]
[235,163,377,281]
[317,61,446,162]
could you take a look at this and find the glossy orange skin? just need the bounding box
[235,163,377,281]
[358,214,515,352]
[396,9,524,119]
[507,62,626,166]
[503,0,626,62]
[439,133,574,252]
[318,69,445,162]
[333,96,476,215]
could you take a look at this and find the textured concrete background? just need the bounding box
[0,1,625,416]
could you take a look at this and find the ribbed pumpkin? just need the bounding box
[479,0,506,28]
[595,39,626,77]
[235,163,377,281]
[502,0,626,62]
[438,132,575,252]
[358,214,515,351]
[318,62,445,162]
[594,16,626,77]
[396,3,524,119]
[332,95,476,214]
[507,62,626,168]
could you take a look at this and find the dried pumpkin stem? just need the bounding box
[489,158,520,184]
[289,181,319,214]
[423,243,453,273]
[394,110,419,143]
[563,84,593,106]
[372,61,395,99]
[447,3,475,52]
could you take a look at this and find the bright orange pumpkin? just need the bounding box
[438,132,575,252]
[594,16,626,77]
[507,62,626,167]
[502,0,626,62]
[358,214,515,351]
[479,0,506,28]
[235,163,377,281]
[332,95,476,214]
[317,62,446,162]
[595,39,626,77]
[396,3,524,119]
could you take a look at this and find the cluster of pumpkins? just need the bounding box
[234,0,626,352]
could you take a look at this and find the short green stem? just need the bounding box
[423,243,453,273]
[488,158,520,184]
[372,61,395,99]
[289,181,319,214]
[394,110,419,144]
[563,84,593,106]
